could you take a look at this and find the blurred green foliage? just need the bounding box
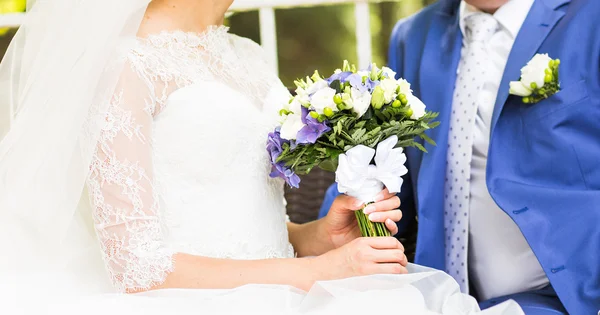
[0,0,436,84]
[229,0,435,86]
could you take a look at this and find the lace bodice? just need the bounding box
[86,26,294,293]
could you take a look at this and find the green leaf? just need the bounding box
[414,142,428,153]
[420,133,436,146]
[330,80,342,93]
[319,158,338,172]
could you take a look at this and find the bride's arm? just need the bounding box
[87,65,323,292]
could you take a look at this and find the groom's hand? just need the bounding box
[322,188,402,249]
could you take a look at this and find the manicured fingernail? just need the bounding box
[364,205,376,214]
[368,212,381,221]
[354,200,364,208]
[373,193,384,202]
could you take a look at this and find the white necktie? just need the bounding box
[444,12,499,293]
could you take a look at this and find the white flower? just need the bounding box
[310,87,338,115]
[283,97,303,115]
[381,66,397,79]
[407,94,426,119]
[348,88,372,117]
[509,81,532,97]
[279,113,305,140]
[295,86,310,105]
[520,53,552,89]
[397,78,413,96]
[306,80,329,95]
[380,78,399,104]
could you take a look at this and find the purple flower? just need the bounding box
[296,107,331,144]
[270,162,301,188]
[267,128,285,164]
[346,73,379,93]
[326,71,353,84]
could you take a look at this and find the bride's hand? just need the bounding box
[313,237,408,281]
[322,188,402,249]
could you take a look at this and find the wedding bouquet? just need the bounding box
[267,61,439,237]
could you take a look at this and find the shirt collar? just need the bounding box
[459,0,535,39]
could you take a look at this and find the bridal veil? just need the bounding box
[0,0,151,281]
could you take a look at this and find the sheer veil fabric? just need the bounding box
[0,0,151,283]
[0,1,524,315]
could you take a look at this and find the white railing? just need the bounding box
[0,0,398,73]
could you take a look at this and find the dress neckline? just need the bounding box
[137,25,230,48]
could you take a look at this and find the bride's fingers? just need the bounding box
[370,263,409,275]
[363,196,401,215]
[373,188,395,202]
[371,249,407,264]
[384,218,399,235]
[366,208,402,222]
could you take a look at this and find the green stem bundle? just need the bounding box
[355,203,392,237]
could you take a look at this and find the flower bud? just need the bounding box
[392,100,402,108]
[523,97,530,104]
[343,60,351,72]
[333,94,343,105]
[323,107,334,117]
[309,111,320,119]
[544,74,553,83]
[405,108,414,118]
[554,59,560,66]
[399,93,408,105]
[311,70,323,82]
[530,82,537,89]
[371,86,385,109]
[279,109,291,116]
[548,60,555,68]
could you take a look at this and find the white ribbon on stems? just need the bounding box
[335,135,408,203]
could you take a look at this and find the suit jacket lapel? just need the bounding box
[414,0,462,268]
[490,0,569,135]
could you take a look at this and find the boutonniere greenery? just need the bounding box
[509,53,560,104]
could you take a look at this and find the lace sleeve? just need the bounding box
[87,63,173,293]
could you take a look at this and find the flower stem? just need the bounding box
[355,203,392,237]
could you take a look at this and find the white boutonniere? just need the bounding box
[509,53,561,104]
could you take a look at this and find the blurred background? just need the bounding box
[0,0,435,86]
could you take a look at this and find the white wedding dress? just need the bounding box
[1,26,522,315]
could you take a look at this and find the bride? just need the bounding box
[0,0,522,314]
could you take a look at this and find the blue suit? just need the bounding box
[320,0,600,313]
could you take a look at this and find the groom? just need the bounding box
[320,0,600,314]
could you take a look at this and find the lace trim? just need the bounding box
[88,92,174,293]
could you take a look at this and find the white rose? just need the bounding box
[380,78,399,104]
[381,66,397,79]
[349,88,372,117]
[310,87,338,115]
[279,113,305,140]
[509,81,532,97]
[397,78,412,96]
[407,94,426,119]
[520,53,552,89]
